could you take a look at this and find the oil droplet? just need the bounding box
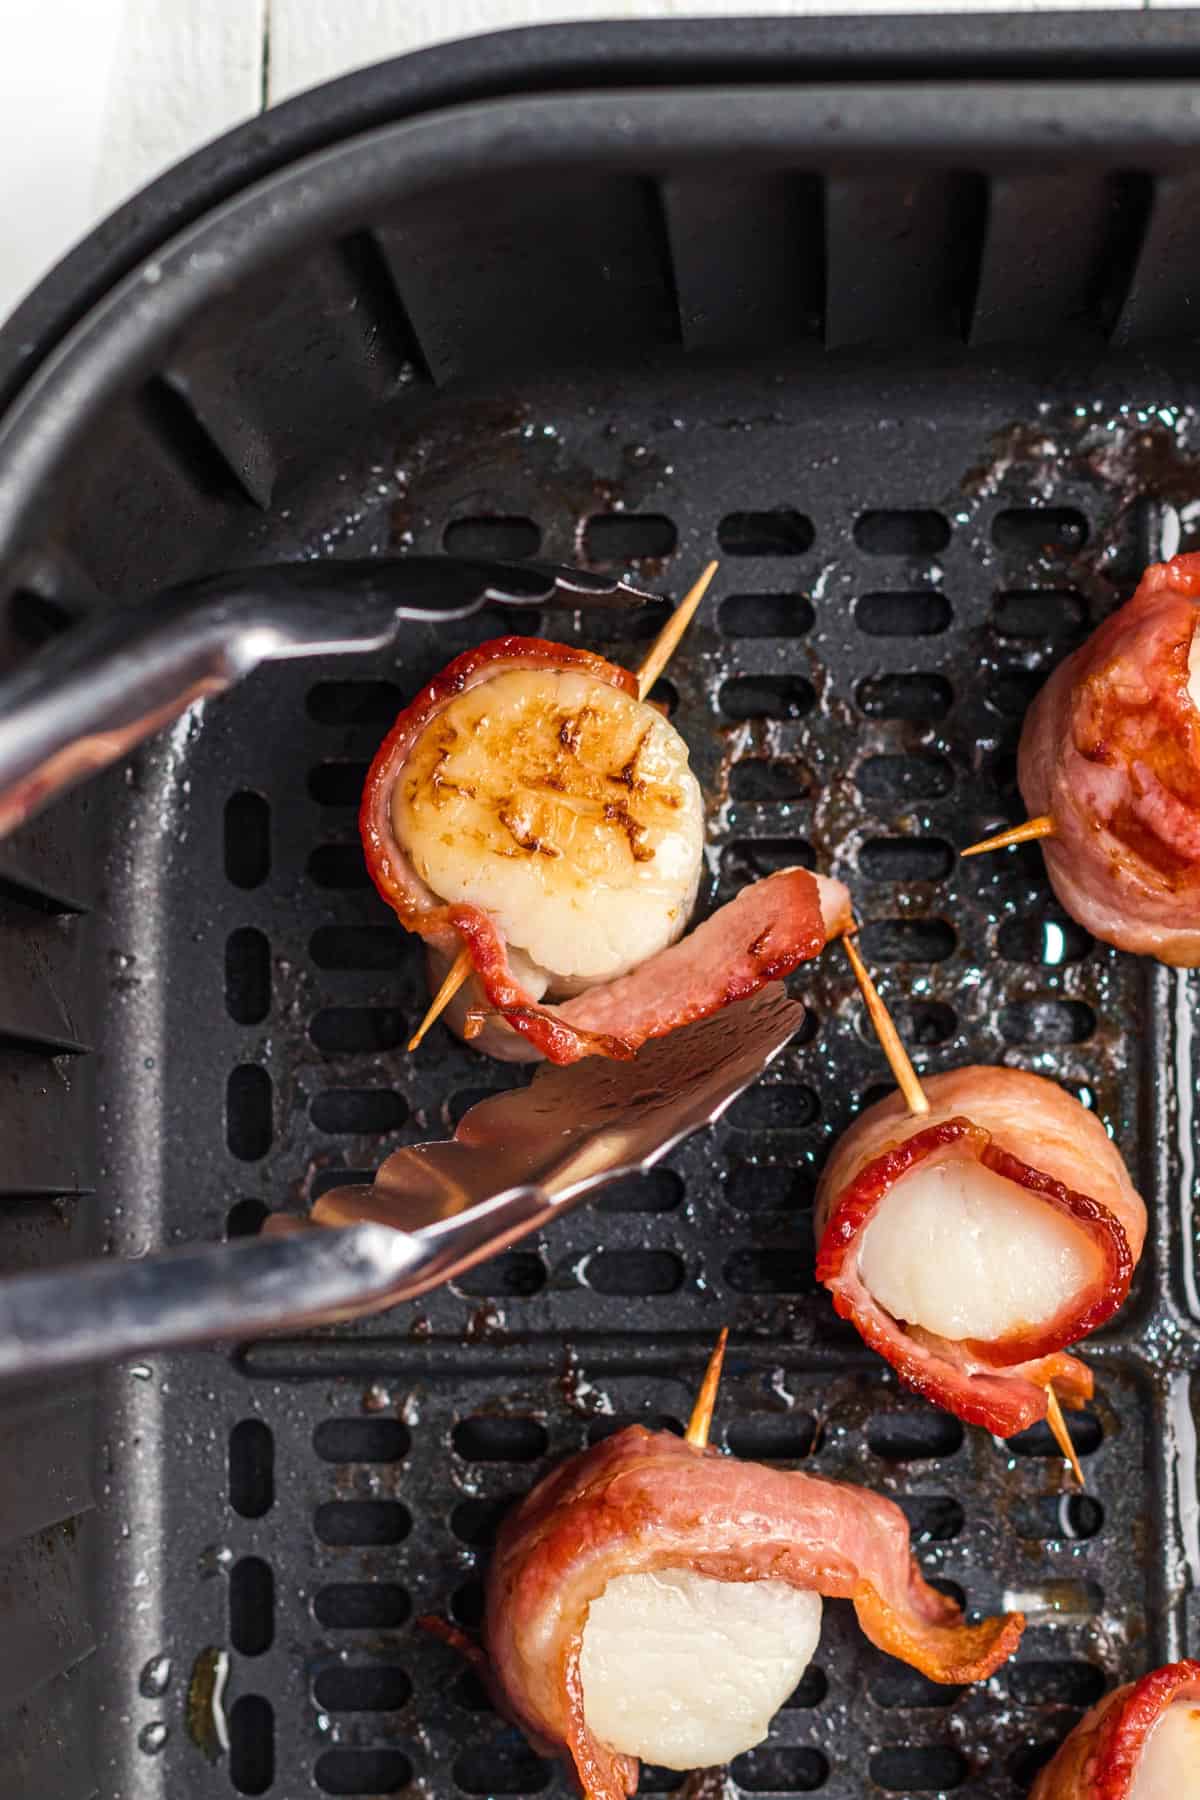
[362,1383,391,1413]
[138,1721,169,1755]
[139,1654,173,1697]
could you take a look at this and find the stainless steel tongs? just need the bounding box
[0,986,803,1380]
[0,555,654,838]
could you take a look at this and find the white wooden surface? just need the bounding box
[0,0,1166,325]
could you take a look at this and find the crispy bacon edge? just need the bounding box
[481,1426,1024,1800]
[1030,1660,1200,1799]
[1019,551,1200,964]
[814,1118,1134,1436]
[359,635,847,1064]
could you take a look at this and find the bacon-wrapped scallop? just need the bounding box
[1030,1660,1200,1798]
[987,552,1200,963]
[361,636,850,1063]
[478,1423,1023,1798]
[814,1067,1145,1437]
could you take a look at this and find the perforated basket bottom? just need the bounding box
[94,356,1200,1800]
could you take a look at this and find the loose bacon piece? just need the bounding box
[1031,1661,1200,1799]
[361,636,851,1064]
[485,1425,1024,1800]
[1019,551,1200,963]
[814,1067,1145,1437]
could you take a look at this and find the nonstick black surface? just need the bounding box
[3,22,1200,1800]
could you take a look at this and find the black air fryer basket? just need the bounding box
[4,16,1200,1799]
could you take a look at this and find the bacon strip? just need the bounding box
[814,1068,1145,1436]
[1019,551,1200,963]
[361,636,850,1064]
[1031,1661,1200,1799]
[484,1425,1024,1800]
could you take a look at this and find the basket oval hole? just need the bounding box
[859,836,954,882]
[229,1695,274,1796]
[725,1414,817,1460]
[226,1197,270,1239]
[442,516,541,559]
[857,590,952,635]
[316,1748,412,1796]
[727,1083,820,1131]
[312,1664,411,1713]
[730,1746,829,1792]
[998,1000,1096,1045]
[857,671,953,721]
[227,1066,273,1160]
[992,507,1088,554]
[584,513,676,561]
[871,1662,963,1708]
[453,1417,548,1462]
[225,928,271,1026]
[451,1497,521,1547]
[308,844,371,889]
[868,1410,964,1460]
[454,1251,546,1298]
[314,1501,411,1546]
[718,510,814,556]
[1013,1493,1105,1540]
[858,918,956,964]
[307,680,403,725]
[724,1247,815,1294]
[454,1740,553,1794]
[1008,1660,1106,1708]
[310,1088,407,1134]
[595,1168,683,1214]
[895,1494,965,1542]
[719,591,815,636]
[310,925,404,970]
[313,1418,410,1463]
[854,510,950,556]
[229,1557,274,1657]
[584,1249,684,1297]
[225,791,270,889]
[229,1419,274,1517]
[857,753,953,803]
[997,916,1092,965]
[1009,1409,1103,1459]
[720,674,815,721]
[314,1583,410,1630]
[870,1745,966,1790]
[309,1006,406,1056]
[729,758,810,803]
[308,761,369,807]
[992,588,1086,638]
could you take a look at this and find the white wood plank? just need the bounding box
[91,0,267,217]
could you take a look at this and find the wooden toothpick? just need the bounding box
[841,924,929,1116]
[686,1327,730,1449]
[407,562,719,1052]
[1044,1380,1085,1488]
[633,560,719,702]
[842,920,1082,1484]
[960,815,1056,859]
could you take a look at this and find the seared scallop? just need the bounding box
[394,668,704,992]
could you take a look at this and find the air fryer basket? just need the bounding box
[4,15,1200,1800]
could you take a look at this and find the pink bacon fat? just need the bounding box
[483,1425,1024,1800]
[814,1067,1145,1437]
[1019,551,1200,963]
[360,635,850,1064]
[1031,1661,1200,1799]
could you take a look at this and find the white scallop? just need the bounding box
[394,669,704,990]
[857,1157,1092,1343]
[579,1568,822,1770]
[1130,1699,1200,1799]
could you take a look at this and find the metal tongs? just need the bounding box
[0,986,803,1379]
[0,555,655,838]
